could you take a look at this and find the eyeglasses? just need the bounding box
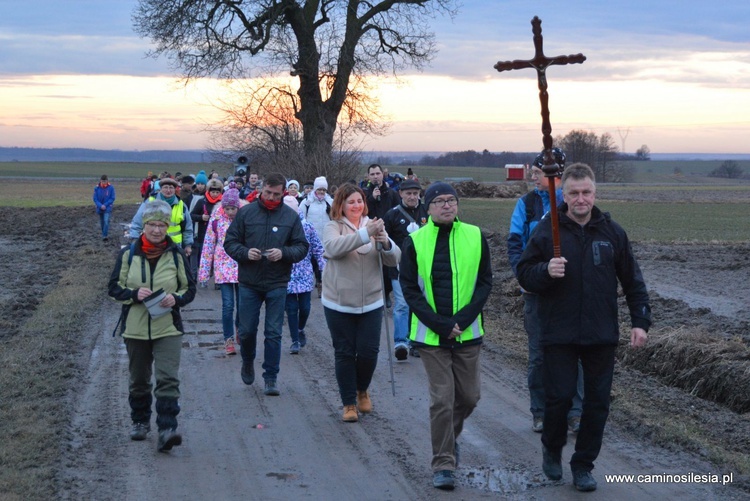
[145,222,168,230]
[430,197,458,207]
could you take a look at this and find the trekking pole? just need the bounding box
[377,250,397,397]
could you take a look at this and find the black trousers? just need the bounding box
[541,343,616,472]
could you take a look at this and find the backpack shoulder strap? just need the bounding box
[396,204,415,224]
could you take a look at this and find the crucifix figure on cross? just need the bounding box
[494,16,586,257]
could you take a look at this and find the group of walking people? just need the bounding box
[106,154,650,493]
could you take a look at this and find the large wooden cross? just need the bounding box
[494,16,586,257]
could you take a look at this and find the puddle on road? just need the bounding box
[460,465,546,494]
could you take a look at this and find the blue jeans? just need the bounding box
[285,291,311,343]
[237,285,286,381]
[220,283,240,341]
[524,293,583,418]
[324,307,382,406]
[391,279,410,346]
[98,211,111,238]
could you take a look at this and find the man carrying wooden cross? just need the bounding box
[497,16,649,492]
[517,163,650,491]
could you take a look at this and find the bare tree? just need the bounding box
[556,129,632,183]
[710,160,743,179]
[635,145,651,161]
[206,76,385,182]
[133,0,456,163]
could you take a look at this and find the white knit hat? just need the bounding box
[313,176,328,191]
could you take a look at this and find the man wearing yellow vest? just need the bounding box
[399,182,493,491]
[129,177,194,257]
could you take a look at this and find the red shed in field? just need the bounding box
[504,164,526,181]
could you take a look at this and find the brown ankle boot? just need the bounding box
[356,390,372,414]
[342,405,358,422]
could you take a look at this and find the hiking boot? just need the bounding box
[432,470,455,490]
[130,422,150,441]
[298,330,307,347]
[157,428,182,452]
[290,341,300,355]
[568,416,581,434]
[342,405,358,422]
[572,469,597,492]
[542,446,562,480]
[225,338,236,356]
[241,362,255,385]
[356,390,372,414]
[394,343,408,361]
[409,346,420,358]
[532,416,544,433]
[264,379,280,396]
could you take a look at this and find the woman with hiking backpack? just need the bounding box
[108,200,196,452]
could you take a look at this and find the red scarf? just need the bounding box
[140,235,168,262]
[259,196,281,210]
[205,191,222,204]
[99,182,110,188]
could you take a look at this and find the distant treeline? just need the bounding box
[0,147,210,163]
[384,150,535,168]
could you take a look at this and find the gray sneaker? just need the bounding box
[572,469,597,491]
[157,428,182,452]
[568,416,581,434]
[290,342,300,354]
[532,416,544,433]
[130,422,150,441]
[432,470,455,490]
[264,379,280,396]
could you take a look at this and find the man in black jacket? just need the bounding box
[365,163,400,304]
[224,172,309,396]
[383,179,427,360]
[517,163,650,492]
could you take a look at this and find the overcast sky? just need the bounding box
[1,0,749,153]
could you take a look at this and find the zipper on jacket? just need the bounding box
[450,228,463,343]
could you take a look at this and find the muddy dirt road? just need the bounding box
[58,284,741,500]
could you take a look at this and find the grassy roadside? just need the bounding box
[0,241,114,500]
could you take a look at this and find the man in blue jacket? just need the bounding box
[508,149,583,434]
[517,163,650,492]
[93,174,116,241]
[224,172,309,397]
